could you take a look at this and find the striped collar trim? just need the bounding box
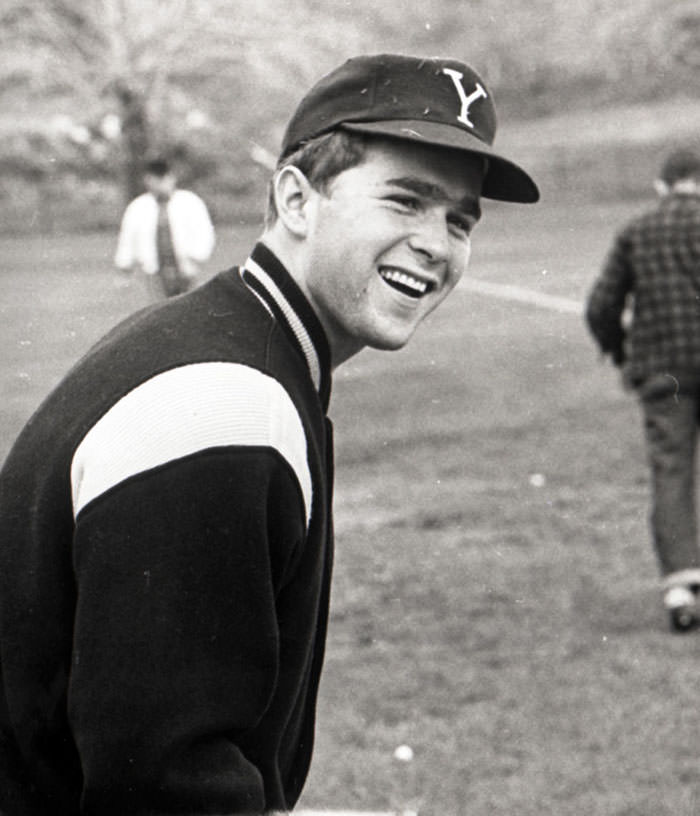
[241,243,331,408]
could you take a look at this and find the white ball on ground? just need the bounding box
[393,744,414,762]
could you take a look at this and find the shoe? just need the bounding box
[670,606,696,632]
[664,585,698,632]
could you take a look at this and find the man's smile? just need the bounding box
[378,266,436,298]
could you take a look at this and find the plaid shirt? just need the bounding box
[586,192,700,385]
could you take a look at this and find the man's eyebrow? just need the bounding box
[385,177,481,219]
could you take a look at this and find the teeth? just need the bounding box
[379,268,429,294]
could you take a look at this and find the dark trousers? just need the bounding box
[639,373,700,581]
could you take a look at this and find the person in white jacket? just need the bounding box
[114,158,215,298]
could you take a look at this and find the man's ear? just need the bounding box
[273,166,316,237]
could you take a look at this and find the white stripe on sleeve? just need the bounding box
[71,362,311,525]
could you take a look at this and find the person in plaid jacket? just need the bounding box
[586,147,700,632]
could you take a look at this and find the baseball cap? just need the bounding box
[280,54,539,204]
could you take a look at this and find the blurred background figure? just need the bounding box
[585,147,700,633]
[114,157,215,299]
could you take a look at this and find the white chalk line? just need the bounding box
[296,811,415,815]
[460,278,584,315]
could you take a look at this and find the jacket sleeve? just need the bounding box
[67,363,310,815]
[585,232,634,365]
[174,192,216,266]
[114,201,138,271]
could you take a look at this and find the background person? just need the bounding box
[0,53,537,814]
[114,157,216,298]
[586,147,700,632]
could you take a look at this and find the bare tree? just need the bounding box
[0,0,342,203]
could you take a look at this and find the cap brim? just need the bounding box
[340,119,539,204]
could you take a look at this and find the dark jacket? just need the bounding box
[0,243,334,815]
[586,192,700,386]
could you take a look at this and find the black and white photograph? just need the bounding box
[0,2,699,814]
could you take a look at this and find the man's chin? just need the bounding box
[365,329,416,352]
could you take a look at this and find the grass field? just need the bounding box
[2,196,700,815]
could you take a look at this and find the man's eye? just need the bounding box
[448,214,475,236]
[387,195,420,210]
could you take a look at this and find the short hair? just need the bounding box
[143,158,171,178]
[265,130,369,226]
[659,148,700,185]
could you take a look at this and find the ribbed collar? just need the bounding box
[241,242,332,410]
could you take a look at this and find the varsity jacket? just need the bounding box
[0,243,334,815]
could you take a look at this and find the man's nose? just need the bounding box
[407,210,449,265]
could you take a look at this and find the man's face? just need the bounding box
[301,137,484,364]
[144,172,176,201]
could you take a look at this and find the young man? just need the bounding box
[0,54,538,814]
[114,157,216,298]
[586,147,700,632]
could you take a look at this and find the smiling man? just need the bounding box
[0,54,537,815]
[271,138,484,363]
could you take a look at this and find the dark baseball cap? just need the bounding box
[280,53,539,204]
